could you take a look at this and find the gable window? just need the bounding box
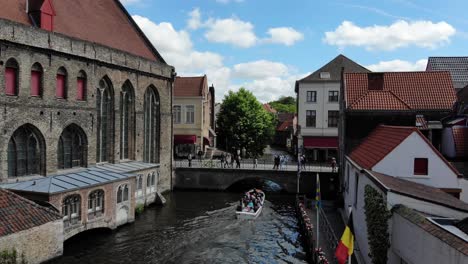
[31,63,43,97]
[414,158,428,175]
[77,71,87,101]
[5,58,19,96]
[56,67,67,99]
[306,91,317,103]
[306,110,316,127]
[186,105,195,124]
[328,111,339,128]
[329,91,339,102]
[173,105,181,124]
[320,72,330,79]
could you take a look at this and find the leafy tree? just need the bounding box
[269,96,296,113]
[217,88,275,157]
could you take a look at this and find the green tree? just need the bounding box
[217,88,275,157]
[269,96,296,113]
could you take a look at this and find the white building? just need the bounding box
[295,54,368,162]
[344,125,468,264]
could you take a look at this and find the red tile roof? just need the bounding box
[452,127,468,158]
[0,0,162,62]
[0,189,60,237]
[415,115,429,130]
[345,72,456,111]
[263,104,277,114]
[174,76,207,97]
[277,120,293,131]
[349,125,461,177]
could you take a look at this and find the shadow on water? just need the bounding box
[226,177,288,193]
[48,190,308,264]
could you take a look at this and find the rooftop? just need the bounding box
[345,71,456,111]
[452,126,468,158]
[174,76,207,97]
[427,57,468,90]
[0,189,61,237]
[0,0,163,62]
[1,161,158,194]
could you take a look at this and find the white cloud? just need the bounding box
[324,20,456,51]
[205,18,257,48]
[232,75,303,103]
[187,8,202,30]
[366,59,428,72]
[264,27,304,46]
[233,60,290,79]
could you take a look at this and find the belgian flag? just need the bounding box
[335,211,354,264]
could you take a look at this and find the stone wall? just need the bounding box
[0,220,63,264]
[0,19,174,193]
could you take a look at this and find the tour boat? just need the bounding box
[236,189,265,220]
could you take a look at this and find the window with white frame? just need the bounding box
[173,105,181,124]
[186,105,195,124]
[306,91,317,102]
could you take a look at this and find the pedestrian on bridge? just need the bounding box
[188,153,192,167]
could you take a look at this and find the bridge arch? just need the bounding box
[226,175,288,192]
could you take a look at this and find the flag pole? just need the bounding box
[348,205,352,264]
[316,172,320,249]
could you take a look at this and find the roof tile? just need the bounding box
[452,127,468,158]
[174,76,206,97]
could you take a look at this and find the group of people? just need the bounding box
[187,150,204,167]
[238,189,264,213]
[220,153,241,168]
[272,155,290,170]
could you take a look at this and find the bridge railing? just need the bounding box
[174,158,338,172]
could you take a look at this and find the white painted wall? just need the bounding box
[297,82,339,137]
[392,213,468,264]
[373,132,460,189]
[441,128,456,158]
[460,178,468,203]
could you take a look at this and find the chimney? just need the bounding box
[26,0,55,31]
[367,73,384,91]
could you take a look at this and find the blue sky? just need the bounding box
[121,0,467,102]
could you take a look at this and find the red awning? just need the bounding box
[303,137,338,149]
[174,135,197,144]
[203,137,211,146]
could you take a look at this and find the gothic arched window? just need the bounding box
[96,77,114,163]
[58,124,87,169]
[143,86,160,163]
[120,81,135,160]
[7,124,45,177]
[31,62,43,97]
[5,58,19,96]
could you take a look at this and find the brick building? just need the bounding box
[0,0,174,244]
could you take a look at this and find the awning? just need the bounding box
[174,135,196,144]
[203,137,211,146]
[303,137,338,149]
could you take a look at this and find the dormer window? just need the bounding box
[320,72,331,79]
[26,0,56,31]
[414,158,428,175]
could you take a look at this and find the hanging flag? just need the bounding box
[315,173,321,209]
[335,211,354,264]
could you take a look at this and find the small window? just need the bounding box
[306,110,316,127]
[414,158,428,175]
[56,67,67,99]
[320,72,330,79]
[306,91,317,102]
[5,59,19,96]
[173,105,181,124]
[77,71,87,101]
[31,63,43,97]
[328,91,339,102]
[137,175,143,190]
[328,111,339,127]
[186,105,195,124]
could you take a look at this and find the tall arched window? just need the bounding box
[56,67,68,99]
[5,58,19,96]
[96,77,114,163]
[58,124,88,169]
[77,70,87,101]
[31,63,43,97]
[63,195,81,226]
[117,184,129,203]
[143,86,160,163]
[120,81,135,160]
[7,124,45,178]
[88,190,104,219]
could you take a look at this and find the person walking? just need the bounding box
[220,153,225,168]
[331,157,337,172]
[188,153,192,167]
[301,155,306,170]
[253,156,258,169]
[236,155,241,168]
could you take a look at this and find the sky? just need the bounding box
[120,0,468,103]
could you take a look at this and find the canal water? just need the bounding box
[49,190,308,264]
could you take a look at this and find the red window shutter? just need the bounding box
[414,158,428,175]
[31,71,41,96]
[41,14,54,31]
[77,78,85,100]
[56,74,65,98]
[5,67,17,96]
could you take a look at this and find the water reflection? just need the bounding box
[49,191,307,264]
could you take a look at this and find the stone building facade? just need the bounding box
[0,0,175,195]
